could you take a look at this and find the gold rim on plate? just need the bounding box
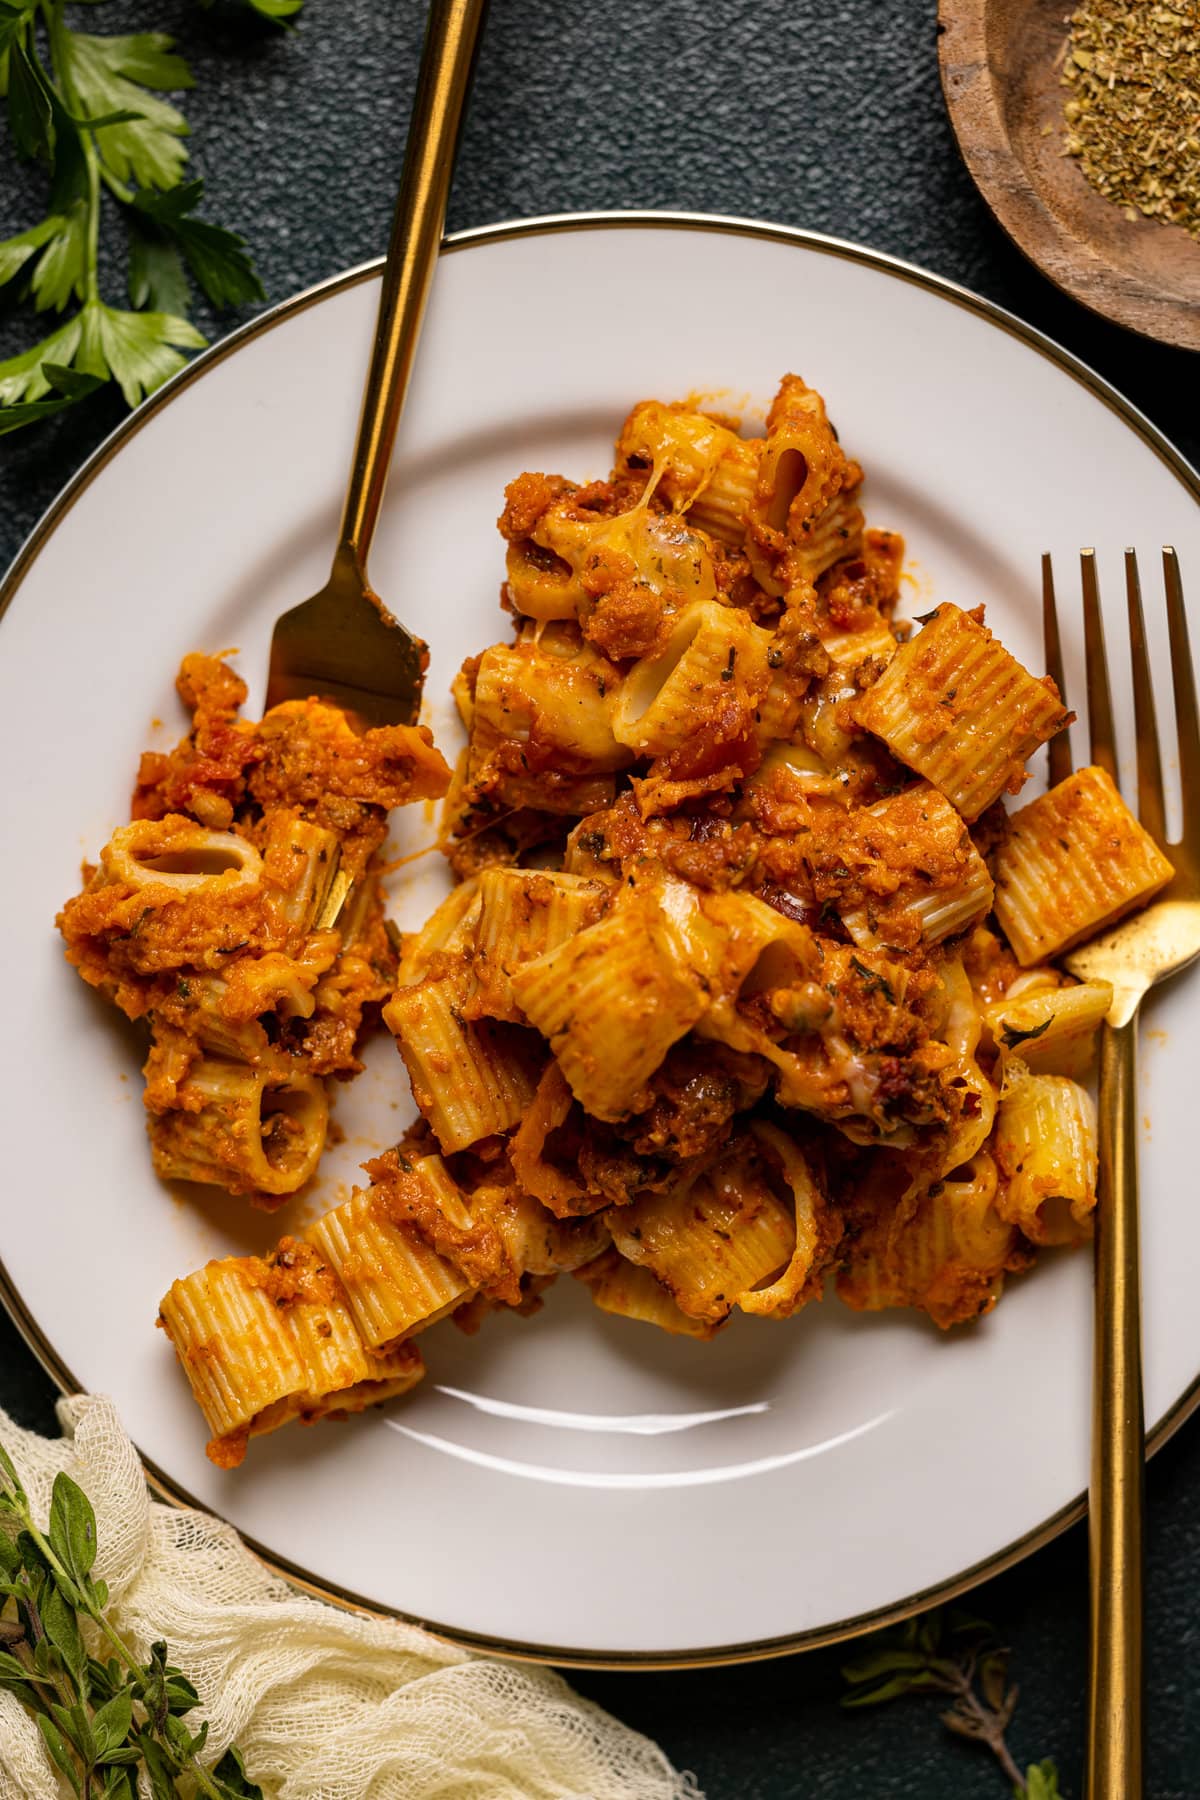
[3,210,1198,1670]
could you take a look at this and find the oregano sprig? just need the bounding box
[0,1437,263,1799]
[841,1609,1064,1798]
[0,0,299,436]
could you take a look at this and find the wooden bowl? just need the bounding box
[938,0,1200,350]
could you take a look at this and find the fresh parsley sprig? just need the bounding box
[842,1609,1063,1797]
[0,0,298,437]
[0,1437,263,1799]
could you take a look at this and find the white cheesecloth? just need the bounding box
[0,1396,701,1800]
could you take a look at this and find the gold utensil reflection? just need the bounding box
[1043,547,1200,1800]
[265,0,488,727]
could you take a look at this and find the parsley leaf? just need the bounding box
[84,302,206,408]
[56,31,192,189]
[0,313,88,403]
[130,181,265,309]
[849,954,897,1006]
[0,213,68,286]
[126,220,190,314]
[1000,1016,1053,1049]
[0,361,104,435]
[29,198,88,309]
[7,37,55,163]
[0,3,274,435]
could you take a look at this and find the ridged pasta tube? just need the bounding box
[148,1055,327,1201]
[837,1152,1018,1328]
[509,884,708,1121]
[983,977,1113,1076]
[854,604,1071,820]
[993,1073,1098,1245]
[306,1170,474,1349]
[473,868,608,1021]
[104,816,263,894]
[471,634,630,774]
[606,1136,796,1324]
[384,969,544,1153]
[993,764,1174,964]
[158,1246,425,1468]
[574,1248,721,1339]
[611,600,772,755]
[838,784,995,950]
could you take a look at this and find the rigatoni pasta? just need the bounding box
[149,371,1171,1467]
[852,603,1071,820]
[993,763,1174,963]
[60,654,450,1207]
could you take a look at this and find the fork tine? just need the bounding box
[1081,548,1118,780]
[1124,550,1167,848]
[1043,553,1073,784]
[1163,546,1200,851]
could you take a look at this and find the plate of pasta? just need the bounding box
[3,214,1200,1665]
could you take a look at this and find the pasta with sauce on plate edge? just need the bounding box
[57,372,1174,1468]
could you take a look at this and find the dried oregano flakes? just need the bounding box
[1062,0,1200,239]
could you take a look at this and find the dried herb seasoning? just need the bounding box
[1062,0,1200,239]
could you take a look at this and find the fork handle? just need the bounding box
[336,0,489,579]
[1087,1014,1144,1799]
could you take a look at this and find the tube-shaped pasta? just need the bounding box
[504,536,587,622]
[927,956,997,1176]
[158,1257,306,1445]
[477,1182,611,1277]
[689,440,761,548]
[611,600,772,755]
[103,816,263,893]
[509,1063,602,1218]
[821,618,900,674]
[148,1055,328,1201]
[993,1074,1097,1245]
[395,878,482,987]
[175,954,320,1063]
[993,765,1175,965]
[786,490,865,585]
[606,1136,796,1324]
[574,1248,721,1339]
[735,1124,833,1317]
[158,1246,425,1468]
[745,374,862,595]
[471,632,630,777]
[838,784,995,950]
[854,604,1071,820]
[837,1152,1019,1328]
[613,399,761,546]
[307,1175,473,1349]
[662,883,815,1038]
[509,885,707,1120]
[261,815,343,933]
[473,868,608,1021]
[384,971,544,1153]
[983,977,1113,1076]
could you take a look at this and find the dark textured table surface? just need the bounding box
[3,3,1199,1794]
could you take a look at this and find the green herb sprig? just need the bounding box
[842,1609,1063,1797]
[0,1437,263,1799]
[0,0,300,437]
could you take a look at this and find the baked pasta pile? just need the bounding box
[80,374,1175,1467]
[59,654,449,1206]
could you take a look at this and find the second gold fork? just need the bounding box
[1041,546,1200,1800]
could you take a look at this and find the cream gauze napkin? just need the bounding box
[0,1396,700,1800]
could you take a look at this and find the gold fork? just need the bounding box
[264,0,488,727]
[1042,547,1200,1799]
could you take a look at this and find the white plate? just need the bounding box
[3,215,1199,1666]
